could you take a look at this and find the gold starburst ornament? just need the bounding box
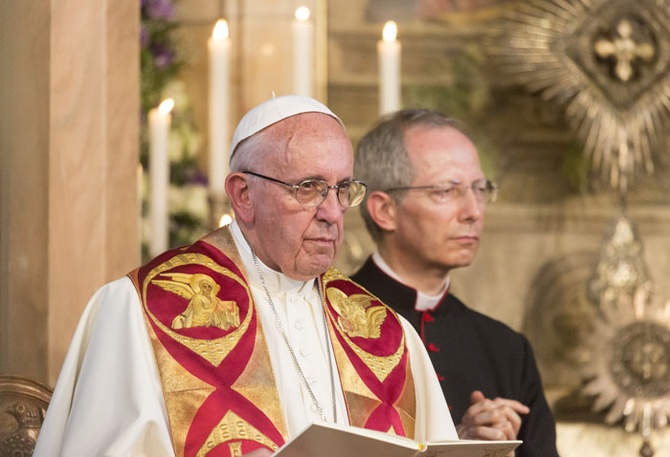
[489,0,670,192]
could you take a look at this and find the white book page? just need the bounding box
[275,421,420,457]
[274,422,522,457]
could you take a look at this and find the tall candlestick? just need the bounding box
[292,6,314,96]
[378,20,401,115]
[208,19,231,196]
[149,98,174,257]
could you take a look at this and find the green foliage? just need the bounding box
[405,44,489,120]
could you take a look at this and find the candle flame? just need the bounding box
[158,98,175,115]
[219,213,234,227]
[213,19,229,40]
[382,21,397,42]
[295,6,310,21]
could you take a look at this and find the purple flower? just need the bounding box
[187,168,208,186]
[145,0,174,20]
[152,43,175,69]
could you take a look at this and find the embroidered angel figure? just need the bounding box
[326,288,387,339]
[152,272,240,330]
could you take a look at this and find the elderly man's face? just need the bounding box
[249,113,354,281]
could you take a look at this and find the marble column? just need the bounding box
[0,0,140,385]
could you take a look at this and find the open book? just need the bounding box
[274,421,521,457]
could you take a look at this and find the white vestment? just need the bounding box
[34,221,456,456]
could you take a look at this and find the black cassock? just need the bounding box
[352,257,559,457]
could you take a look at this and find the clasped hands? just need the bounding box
[455,390,529,457]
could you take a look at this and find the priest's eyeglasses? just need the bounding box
[384,179,498,204]
[243,171,368,208]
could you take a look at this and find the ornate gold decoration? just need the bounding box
[337,335,405,388]
[0,375,52,457]
[489,0,670,191]
[323,268,349,283]
[579,212,670,454]
[594,19,655,83]
[322,268,405,383]
[153,272,240,331]
[327,288,387,339]
[587,214,651,314]
[195,411,278,457]
[144,252,253,367]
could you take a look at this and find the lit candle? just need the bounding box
[149,98,174,257]
[208,19,231,196]
[378,21,401,115]
[292,6,313,96]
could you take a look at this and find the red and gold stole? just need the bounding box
[320,269,417,438]
[129,226,416,457]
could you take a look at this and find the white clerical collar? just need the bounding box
[371,251,449,312]
[230,220,316,295]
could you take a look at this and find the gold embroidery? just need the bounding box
[195,411,278,457]
[327,288,386,339]
[346,336,405,383]
[322,268,406,383]
[136,230,291,454]
[143,252,253,367]
[152,272,240,331]
[323,268,347,282]
[227,442,242,457]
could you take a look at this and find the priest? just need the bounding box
[34,95,457,457]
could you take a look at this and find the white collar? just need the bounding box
[371,251,449,312]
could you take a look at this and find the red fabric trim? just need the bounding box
[137,241,284,455]
[324,277,411,436]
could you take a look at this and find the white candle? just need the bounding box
[149,98,174,257]
[292,6,314,96]
[208,19,231,196]
[137,163,144,259]
[378,21,401,115]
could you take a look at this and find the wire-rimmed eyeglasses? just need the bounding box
[384,179,498,204]
[243,170,368,208]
